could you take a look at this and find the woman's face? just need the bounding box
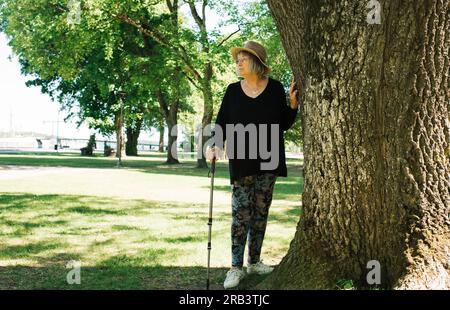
[235,52,251,76]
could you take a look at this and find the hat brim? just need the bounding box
[230,47,272,74]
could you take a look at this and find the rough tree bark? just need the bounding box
[159,119,165,153]
[265,0,449,289]
[197,70,214,168]
[125,118,142,156]
[156,88,180,165]
[114,109,126,159]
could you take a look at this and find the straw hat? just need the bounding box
[230,41,272,74]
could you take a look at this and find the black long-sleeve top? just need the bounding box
[213,77,298,184]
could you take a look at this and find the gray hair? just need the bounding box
[236,51,268,78]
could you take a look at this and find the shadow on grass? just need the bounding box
[0,241,66,259]
[65,206,122,215]
[269,206,301,224]
[136,160,231,180]
[1,219,69,235]
[0,153,303,181]
[0,237,271,290]
[273,179,304,199]
[164,235,206,243]
[0,193,131,212]
[0,264,272,290]
[0,155,121,168]
[0,193,172,215]
[0,192,290,290]
[0,154,232,180]
[212,177,304,201]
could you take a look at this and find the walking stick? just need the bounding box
[206,157,216,290]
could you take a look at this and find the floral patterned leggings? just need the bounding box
[230,173,277,267]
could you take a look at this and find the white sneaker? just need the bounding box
[247,261,274,275]
[223,268,246,289]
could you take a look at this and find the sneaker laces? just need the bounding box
[251,260,266,267]
[227,268,242,278]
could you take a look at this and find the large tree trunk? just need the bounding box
[125,118,142,156]
[114,110,126,159]
[158,118,165,153]
[196,65,214,169]
[165,114,179,165]
[156,88,180,165]
[265,0,450,289]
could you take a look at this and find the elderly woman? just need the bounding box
[206,40,299,289]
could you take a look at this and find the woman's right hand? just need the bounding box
[289,76,300,110]
[206,146,224,162]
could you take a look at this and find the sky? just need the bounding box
[0,2,243,140]
[0,33,94,139]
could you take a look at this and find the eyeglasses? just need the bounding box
[235,57,249,65]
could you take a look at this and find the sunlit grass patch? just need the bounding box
[0,152,303,289]
[0,191,299,289]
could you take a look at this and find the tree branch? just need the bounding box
[155,89,169,119]
[217,26,240,47]
[202,0,207,23]
[185,73,202,90]
[48,3,68,14]
[177,44,203,82]
[166,0,179,26]
[185,0,204,31]
[117,14,168,47]
[166,0,174,12]
[117,12,203,83]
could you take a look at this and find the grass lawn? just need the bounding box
[0,152,303,290]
